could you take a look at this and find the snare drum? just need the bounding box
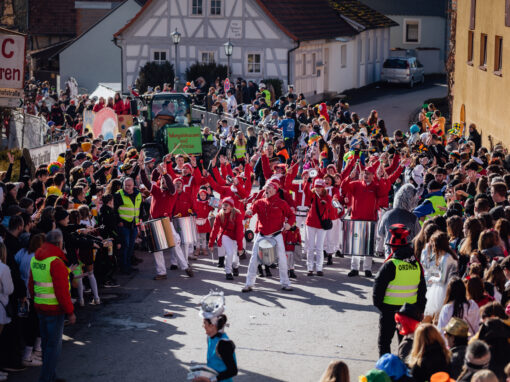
[257,237,277,266]
[141,217,176,252]
[173,216,199,244]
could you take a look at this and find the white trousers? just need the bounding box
[286,251,295,269]
[306,226,327,272]
[197,232,208,250]
[222,236,239,274]
[154,223,188,274]
[350,255,373,271]
[245,233,290,288]
[324,219,342,254]
[296,215,307,247]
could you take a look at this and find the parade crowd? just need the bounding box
[0,76,509,382]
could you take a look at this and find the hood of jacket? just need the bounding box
[35,242,66,262]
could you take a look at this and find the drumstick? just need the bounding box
[169,143,181,155]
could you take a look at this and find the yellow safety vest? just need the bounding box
[383,258,421,305]
[30,256,70,306]
[425,195,447,220]
[234,144,247,159]
[117,189,142,224]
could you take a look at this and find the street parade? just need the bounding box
[1,0,510,381]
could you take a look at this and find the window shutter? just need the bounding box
[470,0,476,30]
[506,0,510,27]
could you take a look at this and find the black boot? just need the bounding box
[326,254,333,266]
[217,256,225,268]
[335,250,344,258]
[258,264,265,277]
[264,266,272,277]
[288,269,297,279]
[233,267,239,277]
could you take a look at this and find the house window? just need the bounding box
[191,0,203,15]
[480,33,488,69]
[494,36,503,74]
[152,50,168,64]
[312,53,317,75]
[247,53,261,74]
[200,51,215,64]
[404,19,420,43]
[341,45,347,68]
[467,30,474,64]
[302,54,306,75]
[210,0,221,16]
[470,0,476,30]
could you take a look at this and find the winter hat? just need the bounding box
[313,178,326,188]
[410,124,420,134]
[221,197,235,207]
[54,207,69,222]
[359,369,391,382]
[173,178,184,185]
[183,163,193,172]
[375,354,410,381]
[386,224,410,247]
[430,372,455,382]
[81,142,92,152]
[266,179,280,190]
[326,164,336,172]
[198,186,208,195]
[397,303,422,322]
[275,163,287,172]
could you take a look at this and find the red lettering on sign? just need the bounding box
[1,38,14,58]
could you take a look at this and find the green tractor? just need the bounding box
[128,92,202,161]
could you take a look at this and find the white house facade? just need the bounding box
[114,0,396,100]
[59,0,144,92]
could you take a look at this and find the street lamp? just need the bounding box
[171,28,181,89]
[224,39,233,80]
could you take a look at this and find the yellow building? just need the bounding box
[453,0,510,146]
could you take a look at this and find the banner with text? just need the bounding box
[166,127,202,155]
[0,32,25,92]
[28,140,67,171]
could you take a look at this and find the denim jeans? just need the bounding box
[38,313,65,382]
[118,226,138,272]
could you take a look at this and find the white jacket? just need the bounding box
[0,261,14,325]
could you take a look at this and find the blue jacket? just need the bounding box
[278,118,295,139]
[413,190,443,218]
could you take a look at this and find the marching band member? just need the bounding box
[208,197,244,280]
[341,164,384,277]
[242,179,295,292]
[323,174,341,266]
[172,178,196,261]
[283,225,301,279]
[140,162,192,279]
[304,178,334,276]
[193,186,214,256]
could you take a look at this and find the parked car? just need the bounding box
[380,57,425,88]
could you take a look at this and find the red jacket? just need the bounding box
[209,210,244,249]
[377,165,404,208]
[172,190,194,217]
[305,192,335,229]
[250,194,295,235]
[28,243,74,316]
[207,173,248,219]
[92,102,104,113]
[283,228,301,251]
[113,100,124,114]
[341,178,382,221]
[193,198,213,233]
[150,183,176,219]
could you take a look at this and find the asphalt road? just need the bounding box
[345,75,448,135]
[12,249,386,382]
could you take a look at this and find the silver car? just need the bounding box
[380,57,425,88]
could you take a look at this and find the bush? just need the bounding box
[135,61,174,94]
[185,62,229,87]
[262,78,284,99]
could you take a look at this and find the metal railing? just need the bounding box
[191,106,253,134]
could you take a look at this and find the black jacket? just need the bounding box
[373,245,427,312]
[450,345,466,380]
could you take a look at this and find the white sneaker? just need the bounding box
[22,357,42,367]
[79,299,85,307]
[89,298,101,305]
